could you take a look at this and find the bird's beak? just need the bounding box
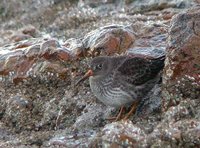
[75,69,93,86]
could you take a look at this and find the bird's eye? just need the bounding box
[94,64,102,70]
[97,64,102,69]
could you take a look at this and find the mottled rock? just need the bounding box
[63,38,84,58]
[143,97,200,147]
[78,0,115,8]
[162,6,200,111]
[0,0,199,147]
[127,47,166,58]
[10,33,33,42]
[90,120,146,147]
[136,84,162,117]
[82,25,136,56]
[0,38,71,83]
[161,9,177,20]
[127,19,168,58]
[73,103,114,130]
[21,25,37,37]
[128,0,194,13]
[47,129,96,148]
[8,25,38,43]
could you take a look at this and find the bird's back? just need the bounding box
[114,55,165,85]
[112,55,165,99]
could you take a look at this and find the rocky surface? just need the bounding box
[0,0,200,147]
[162,5,200,111]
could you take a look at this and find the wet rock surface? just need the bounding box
[0,0,200,147]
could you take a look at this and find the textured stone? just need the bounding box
[63,38,84,58]
[90,120,146,147]
[10,33,33,42]
[82,25,136,56]
[21,25,37,37]
[162,6,200,111]
[0,1,199,147]
[0,38,72,83]
[128,0,194,13]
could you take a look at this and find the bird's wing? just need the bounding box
[113,56,164,86]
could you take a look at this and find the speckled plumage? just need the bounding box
[88,55,165,108]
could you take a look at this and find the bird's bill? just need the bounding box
[75,69,93,86]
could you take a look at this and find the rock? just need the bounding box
[127,47,166,58]
[21,25,37,37]
[47,129,96,147]
[39,39,71,61]
[10,33,33,42]
[0,38,71,83]
[63,38,84,58]
[0,0,199,147]
[143,97,200,147]
[73,103,114,130]
[78,0,115,8]
[82,25,136,56]
[162,6,200,111]
[127,18,168,58]
[161,8,178,20]
[196,0,200,3]
[9,25,38,43]
[90,120,146,147]
[128,0,194,13]
[136,84,162,117]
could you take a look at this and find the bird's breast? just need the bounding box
[89,76,134,107]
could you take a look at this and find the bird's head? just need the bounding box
[75,56,110,86]
[90,56,110,76]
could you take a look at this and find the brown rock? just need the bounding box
[40,39,71,61]
[82,25,136,56]
[40,39,59,51]
[0,38,72,83]
[21,25,37,37]
[162,11,177,20]
[10,33,32,42]
[162,6,200,111]
[63,38,84,59]
[3,51,23,74]
[25,44,41,58]
[56,48,71,61]
[14,42,32,49]
[195,0,200,3]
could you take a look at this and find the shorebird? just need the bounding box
[76,55,165,120]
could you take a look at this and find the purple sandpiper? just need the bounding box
[76,55,165,120]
